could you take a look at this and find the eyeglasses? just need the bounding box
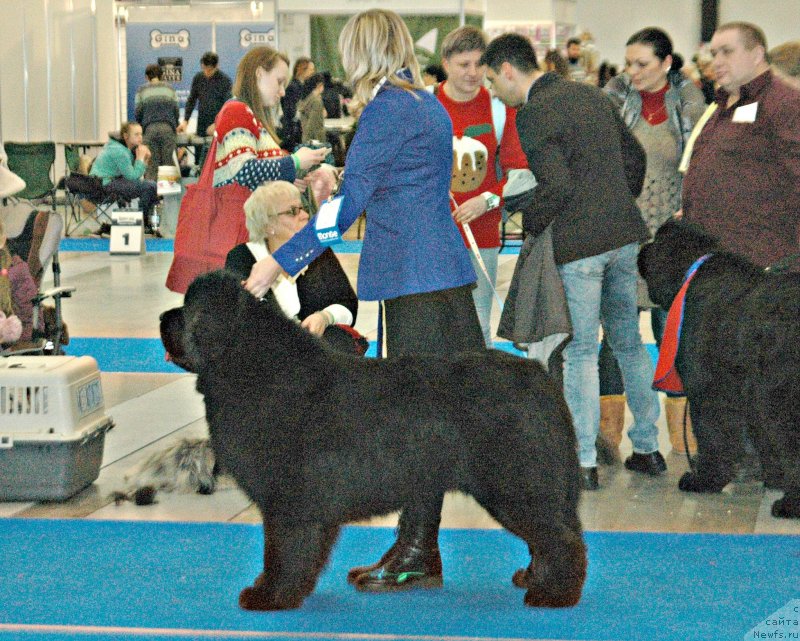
[276,205,305,217]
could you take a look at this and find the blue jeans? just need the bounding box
[468,247,499,348]
[558,242,660,467]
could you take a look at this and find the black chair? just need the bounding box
[500,208,524,251]
[63,173,124,236]
[64,174,133,236]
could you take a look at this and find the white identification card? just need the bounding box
[315,196,344,246]
[732,102,758,123]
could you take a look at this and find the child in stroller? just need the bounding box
[0,207,71,354]
[0,219,39,347]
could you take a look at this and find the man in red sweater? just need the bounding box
[437,26,529,346]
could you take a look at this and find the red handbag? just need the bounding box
[166,137,251,294]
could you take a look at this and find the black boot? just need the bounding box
[349,499,444,592]
[345,539,400,585]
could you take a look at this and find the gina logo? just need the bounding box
[240,28,275,48]
[150,29,190,49]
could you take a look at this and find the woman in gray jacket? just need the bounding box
[598,27,706,460]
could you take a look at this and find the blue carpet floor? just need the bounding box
[59,238,523,255]
[64,337,659,373]
[0,519,797,640]
[58,237,650,373]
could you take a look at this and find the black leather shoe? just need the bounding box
[580,466,599,491]
[353,542,443,592]
[625,451,667,476]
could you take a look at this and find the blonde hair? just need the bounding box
[441,25,487,60]
[232,46,290,141]
[243,181,300,242]
[338,9,423,112]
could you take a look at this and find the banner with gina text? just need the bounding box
[214,23,277,84]
[125,23,213,122]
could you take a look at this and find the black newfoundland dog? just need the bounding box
[638,221,799,519]
[160,270,587,610]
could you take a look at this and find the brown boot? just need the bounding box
[596,394,626,465]
[665,397,697,455]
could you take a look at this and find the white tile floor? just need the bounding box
[1,229,797,537]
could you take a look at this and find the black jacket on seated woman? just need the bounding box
[225,180,364,355]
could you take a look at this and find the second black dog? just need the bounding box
[638,220,799,518]
[161,270,587,610]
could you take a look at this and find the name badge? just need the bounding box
[732,102,758,123]
[315,196,344,246]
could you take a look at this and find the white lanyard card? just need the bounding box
[315,196,344,246]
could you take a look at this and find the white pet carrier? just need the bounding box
[0,355,114,501]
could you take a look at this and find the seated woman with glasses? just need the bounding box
[225,180,363,353]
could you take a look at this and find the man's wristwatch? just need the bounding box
[482,191,501,211]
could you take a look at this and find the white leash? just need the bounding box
[451,193,504,309]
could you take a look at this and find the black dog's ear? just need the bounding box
[183,270,256,367]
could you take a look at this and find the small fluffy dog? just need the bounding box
[638,220,799,518]
[113,438,218,506]
[161,270,587,611]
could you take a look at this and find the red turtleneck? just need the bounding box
[640,82,669,125]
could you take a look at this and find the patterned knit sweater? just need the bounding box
[436,85,528,248]
[212,100,296,190]
[134,81,179,131]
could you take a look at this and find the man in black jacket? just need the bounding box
[179,52,232,138]
[482,34,664,491]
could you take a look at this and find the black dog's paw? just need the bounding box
[238,585,303,611]
[679,471,724,493]
[771,496,800,520]
[524,585,582,608]
[512,567,530,588]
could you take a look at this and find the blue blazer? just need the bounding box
[273,84,476,301]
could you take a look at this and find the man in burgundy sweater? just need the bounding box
[436,25,529,346]
[682,21,800,271]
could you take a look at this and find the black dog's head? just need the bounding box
[638,220,718,309]
[160,307,195,372]
[160,270,303,374]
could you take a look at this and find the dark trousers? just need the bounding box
[382,284,484,540]
[144,122,177,181]
[104,177,158,220]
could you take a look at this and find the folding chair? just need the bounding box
[56,144,82,221]
[63,173,123,236]
[4,142,57,211]
[500,208,524,251]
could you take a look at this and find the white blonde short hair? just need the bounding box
[338,9,423,112]
[243,181,300,242]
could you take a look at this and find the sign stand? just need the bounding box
[109,210,146,255]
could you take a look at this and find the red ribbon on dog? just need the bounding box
[652,254,712,394]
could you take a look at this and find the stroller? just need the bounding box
[1,203,73,355]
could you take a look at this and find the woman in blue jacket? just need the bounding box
[244,9,483,592]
